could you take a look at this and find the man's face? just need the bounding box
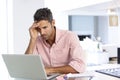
[36,20,55,40]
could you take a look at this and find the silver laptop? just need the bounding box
[2,54,59,80]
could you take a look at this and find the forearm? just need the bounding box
[45,65,78,74]
[25,39,36,54]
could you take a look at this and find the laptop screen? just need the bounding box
[2,54,48,79]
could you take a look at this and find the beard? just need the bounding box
[41,34,50,40]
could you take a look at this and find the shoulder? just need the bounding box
[62,30,79,42]
[64,30,78,38]
[57,28,76,36]
[56,28,79,42]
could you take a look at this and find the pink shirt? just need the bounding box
[33,28,85,72]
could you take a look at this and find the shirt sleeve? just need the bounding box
[68,33,86,73]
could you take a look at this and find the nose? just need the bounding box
[40,29,45,35]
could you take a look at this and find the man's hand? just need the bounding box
[29,22,39,40]
[45,67,53,75]
[45,65,78,75]
[25,22,39,54]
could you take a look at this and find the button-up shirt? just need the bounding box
[33,28,85,72]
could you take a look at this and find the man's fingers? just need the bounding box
[31,22,39,28]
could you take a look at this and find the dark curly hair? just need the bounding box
[34,8,53,23]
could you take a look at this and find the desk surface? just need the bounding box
[67,64,120,80]
[67,71,120,80]
[8,64,120,80]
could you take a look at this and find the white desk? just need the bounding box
[67,71,120,80]
[69,64,120,80]
[91,64,120,80]
[2,62,120,80]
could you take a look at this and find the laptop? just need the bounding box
[2,54,60,80]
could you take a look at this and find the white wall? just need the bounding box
[13,0,44,54]
[68,15,94,39]
[0,0,14,80]
[0,0,8,54]
[97,14,120,44]
[65,8,120,44]
[53,12,68,30]
[97,16,108,44]
[0,0,45,80]
[118,10,120,45]
[108,27,120,44]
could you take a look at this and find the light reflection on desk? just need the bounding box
[67,77,91,80]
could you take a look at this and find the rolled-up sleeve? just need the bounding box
[68,33,86,73]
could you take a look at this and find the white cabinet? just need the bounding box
[85,51,109,65]
[102,44,118,57]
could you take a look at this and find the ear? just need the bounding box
[52,19,55,26]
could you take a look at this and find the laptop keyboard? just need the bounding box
[95,68,120,78]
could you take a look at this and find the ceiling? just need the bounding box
[67,0,120,15]
[45,0,120,15]
[45,0,114,12]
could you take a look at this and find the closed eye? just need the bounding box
[42,26,47,29]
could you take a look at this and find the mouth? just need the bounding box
[41,35,47,39]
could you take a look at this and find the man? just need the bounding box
[25,8,85,74]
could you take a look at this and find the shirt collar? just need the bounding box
[55,28,59,43]
[55,28,65,43]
